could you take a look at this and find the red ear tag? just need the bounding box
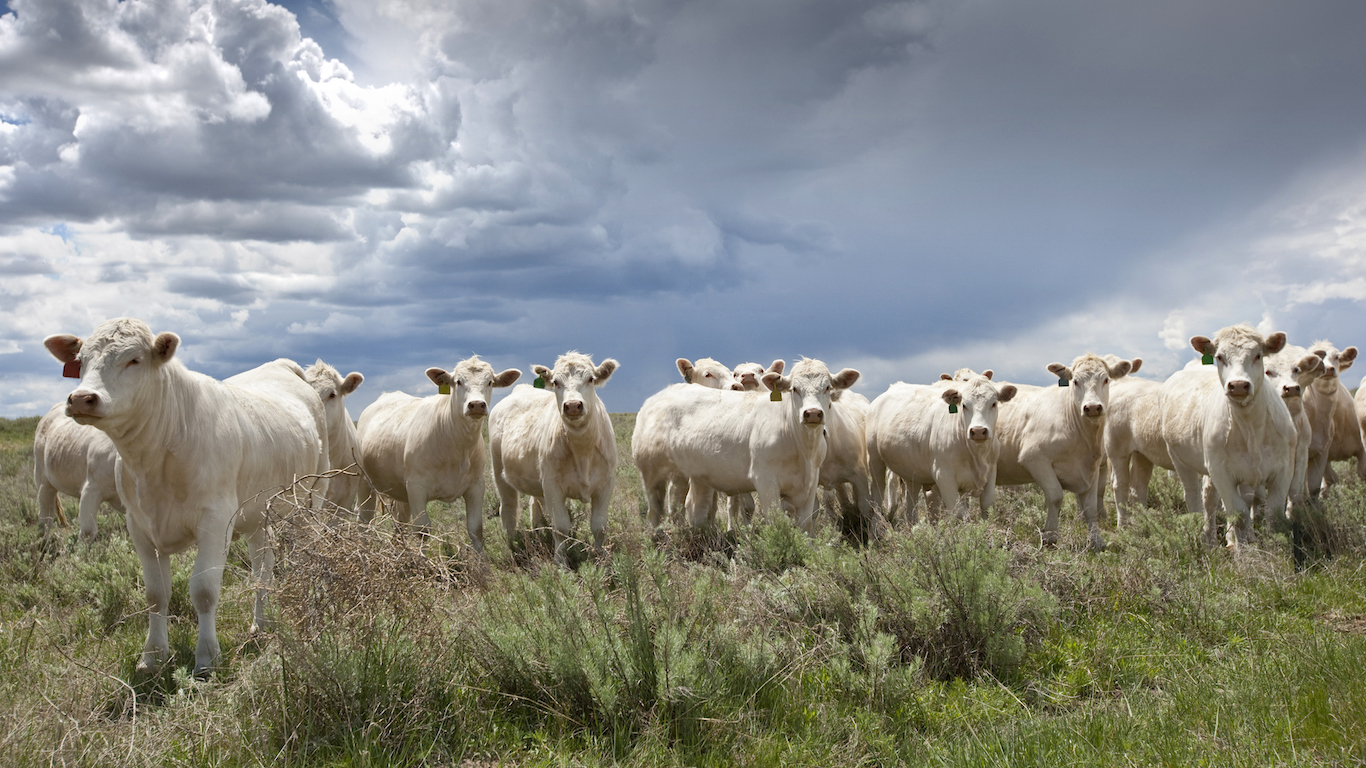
[62,361,81,379]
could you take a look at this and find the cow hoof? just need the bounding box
[1088,533,1107,553]
[1041,530,1060,547]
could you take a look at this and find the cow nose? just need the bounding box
[1226,379,1251,397]
[802,408,824,425]
[1283,384,1301,398]
[968,426,989,441]
[731,383,744,391]
[1325,366,1337,377]
[563,400,585,417]
[1082,403,1104,417]
[466,400,487,416]
[67,390,101,415]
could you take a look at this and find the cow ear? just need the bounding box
[340,372,364,396]
[832,368,860,390]
[941,388,961,406]
[1262,332,1287,355]
[940,373,953,381]
[493,368,521,387]
[676,358,695,383]
[426,368,452,388]
[1108,359,1133,379]
[1190,336,1214,356]
[44,334,83,364]
[1128,358,1142,375]
[1295,354,1323,376]
[763,372,790,392]
[997,384,1018,403]
[767,359,785,375]
[982,369,994,380]
[532,364,552,379]
[593,359,618,386]
[1047,363,1072,381]
[1339,346,1358,371]
[152,332,180,363]
[1313,349,1327,359]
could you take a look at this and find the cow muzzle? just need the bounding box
[1281,384,1301,398]
[1225,379,1252,398]
[1082,402,1104,418]
[802,408,824,425]
[563,400,586,419]
[730,383,744,391]
[968,426,990,442]
[466,400,488,417]
[66,390,104,419]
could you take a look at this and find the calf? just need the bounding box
[1309,340,1366,488]
[677,357,742,390]
[733,359,785,392]
[33,402,124,540]
[996,354,1135,551]
[304,360,366,513]
[1099,359,1172,526]
[490,352,618,562]
[45,319,328,676]
[1161,324,1295,548]
[867,374,1017,524]
[358,356,519,550]
[634,358,859,533]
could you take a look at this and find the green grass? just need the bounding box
[2,413,1366,766]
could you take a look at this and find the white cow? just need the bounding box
[821,389,879,540]
[996,354,1135,551]
[1309,340,1366,488]
[303,360,366,513]
[867,374,1017,524]
[1263,352,1325,509]
[490,352,618,562]
[1276,341,1357,497]
[44,318,328,675]
[677,357,742,391]
[33,402,124,540]
[734,360,785,392]
[634,358,859,533]
[1098,358,1173,526]
[358,356,520,550]
[1161,324,1295,548]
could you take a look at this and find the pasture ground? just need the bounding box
[2,413,1366,766]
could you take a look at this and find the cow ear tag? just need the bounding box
[62,361,81,379]
[770,389,782,402]
[534,376,546,389]
[1057,377,1068,387]
[1202,353,1214,365]
[438,383,451,395]
[948,402,958,414]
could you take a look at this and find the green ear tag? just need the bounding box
[1058,377,1069,387]
[534,376,546,389]
[1202,353,1214,365]
[948,402,958,414]
[438,383,451,395]
[770,389,782,402]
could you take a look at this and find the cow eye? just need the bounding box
[328,392,337,399]
[126,358,140,367]
[455,380,463,387]
[1254,354,1261,362]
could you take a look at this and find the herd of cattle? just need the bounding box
[27,318,1366,675]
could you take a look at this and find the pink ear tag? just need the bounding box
[62,361,81,379]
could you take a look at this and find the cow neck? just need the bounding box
[961,425,994,478]
[783,398,824,458]
[1060,386,1105,454]
[437,395,484,444]
[101,362,199,473]
[559,397,605,453]
[1220,385,1281,452]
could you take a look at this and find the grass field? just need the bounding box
[3,413,1366,766]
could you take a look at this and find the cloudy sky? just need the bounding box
[2,0,1365,416]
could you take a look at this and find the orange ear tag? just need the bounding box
[63,361,81,379]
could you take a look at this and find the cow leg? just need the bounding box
[792,486,820,535]
[640,470,669,532]
[1130,454,1155,510]
[127,518,172,673]
[906,479,926,526]
[189,514,236,676]
[739,492,755,524]
[542,485,575,565]
[404,482,432,531]
[685,479,713,529]
[245,526,274,634]
[77,481,101,542]
[1306,448,1329,500]
[1169,460,1214,546]
[464,481,487,553]
[867,449,890,521]
[358,491,378,524]
[36,481,64,531]
[1024,461,1067,546]
[667,479,687,527]
[933,473,963,522]
[1207,466,1251,550]
[1263,464,1293,536]
[1080,466,1107,552]
[590,484,613,551]
[980,467,999,521]
[1111,453,1133,526]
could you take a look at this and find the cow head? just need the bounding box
[940,367,994,382]
[1190,324,1286,406]
[678,357,740,390]
[734,359,784,392]
[1048,353,1133,420]
[1307,340,1357,394]
[428,355,520,419]
[763,357,859,427]
[1264,353,1323,413]
[44,318,180,427]
[941,376,1017,444]
[305,359,364,434]
[532,352,617,425]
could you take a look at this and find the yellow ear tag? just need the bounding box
[770,389,782,402]
[1202,353,1214,365]
[534,376,546,389]
[948,402,958,413]
[439,383,450,395]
